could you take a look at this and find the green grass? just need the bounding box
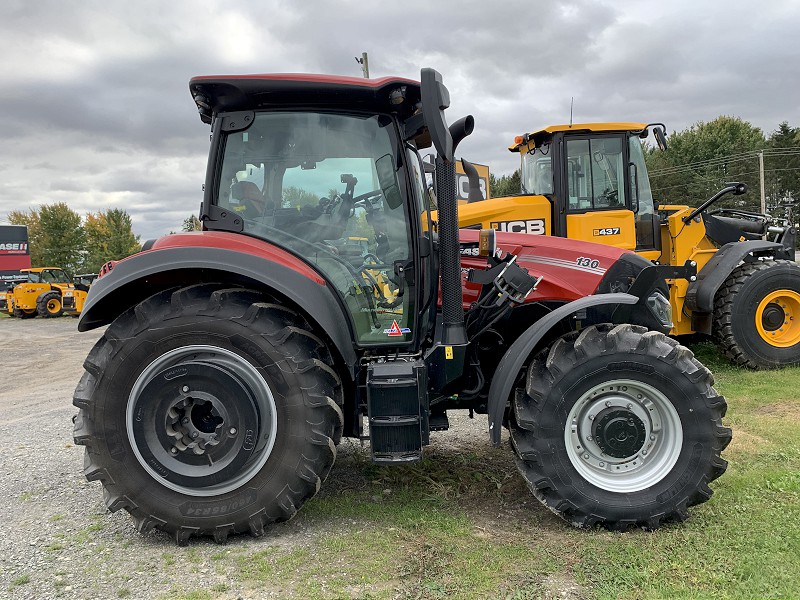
[217,341,800,600]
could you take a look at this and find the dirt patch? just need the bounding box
[754,400,800,420]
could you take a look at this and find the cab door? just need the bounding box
[563,135,637,250]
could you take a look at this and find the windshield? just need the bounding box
[565,136,626,210]
[216,111,415,345]
[521,146,554,195]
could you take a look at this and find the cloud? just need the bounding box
[0,0,797,242]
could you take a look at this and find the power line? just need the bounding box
[649,147,800,176]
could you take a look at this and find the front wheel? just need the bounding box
[37,291,64,317]
[714,259,800,369]
[510,324,731,530]
[73,284,343,544]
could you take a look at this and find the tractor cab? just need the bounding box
[511,123,664,260]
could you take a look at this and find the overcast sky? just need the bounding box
[1,0,798,240]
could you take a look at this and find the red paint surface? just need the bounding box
[190,73,418,88]
[458,229,628,308]
[133,232,326,285]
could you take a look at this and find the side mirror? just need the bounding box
[375,154,403,209]
[652,125,668,152]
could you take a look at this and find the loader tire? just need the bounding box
[509,324,731,531]
[13,307,36,319]
[713,259,800,369]
[37,291,64,318]
[73,284,343,545]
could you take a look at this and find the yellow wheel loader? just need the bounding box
[6,267,89,318]
[457,123,799,369]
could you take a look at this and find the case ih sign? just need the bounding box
[0,225,32,282]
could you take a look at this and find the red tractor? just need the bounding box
[73,69,730,544]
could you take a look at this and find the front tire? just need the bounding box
[714,259,800,369]
[37,291,64,317]
[509,324,731,530]
[73,284,343,544]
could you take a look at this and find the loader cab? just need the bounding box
[192,74,444,351]
[516,124,661,260]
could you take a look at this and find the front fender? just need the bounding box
[78,245,358,376]
[486,293,638,446]
[684,240,783,313]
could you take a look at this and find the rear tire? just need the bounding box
[714,259,800,369]
[509,324,731,530]
[13,307,36,319]
[37,291,64,318]
[73,284,343,544]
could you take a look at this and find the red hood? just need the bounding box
[459,229,630,304]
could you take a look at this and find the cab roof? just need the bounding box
[189,73,422,124]
[509,122,648,153]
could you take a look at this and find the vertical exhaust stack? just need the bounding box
[419,68,473,347]
[436,116,474,346]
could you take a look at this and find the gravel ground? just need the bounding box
[0,315,512,600]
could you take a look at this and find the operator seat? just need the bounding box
[231,181,269,219]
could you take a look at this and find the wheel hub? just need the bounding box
[166,395,225,455]
[761,303,785,331]
[592,409,647,459]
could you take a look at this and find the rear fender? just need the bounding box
[487,293,637,446]
[684,240,784,315]
[78,246,358,377]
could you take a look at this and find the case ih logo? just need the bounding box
[0,242,28,254]
[490,220,546,235]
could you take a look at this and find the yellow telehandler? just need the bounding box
[5,267,89,318]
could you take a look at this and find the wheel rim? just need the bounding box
[755,290,800,348]
[126,345,278,497]
[47,298,61,313]
[564,379,683,493]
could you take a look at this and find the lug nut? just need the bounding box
[599,462,605,467]
[191,432,199,439]
[229,428,237,435]
[182,418,189,425]
[583,453,590,460]
[181,385,189,393]
[170,447,178,455]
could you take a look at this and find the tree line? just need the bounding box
[8,203,140,276]
[645,117,800,216]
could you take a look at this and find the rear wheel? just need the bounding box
[509,324,731,530]
[73,284,343,544]
[37,291,63,317]
[13,307,36,319]
[714,260,800,369]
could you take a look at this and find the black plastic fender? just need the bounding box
[78,246,358,377]
[684,240,784,314]
[487,293,638,446]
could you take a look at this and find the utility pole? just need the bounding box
[758,150,766,213]
[355,52,369,78]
